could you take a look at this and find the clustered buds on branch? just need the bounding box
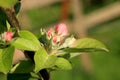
[55,23,68,36]
[39,23,75,52]
[0,31,13,42]
[47,28,55,38]
[47,23,68,44]
[4,32,13,42]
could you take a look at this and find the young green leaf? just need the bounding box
[60,38,109,58]
[0,0,17,8]
[7,73,31,80]
[54,58,72,70]
[0,46,15,74]
[18,30,41,47]
[34,48,57,73]
[0,49,2,54]
[14,1,21,14]
[76,38,109,52]
[0,73,7,80]
[10,60,34,73]
[63,47,107,53]
[12,38,40,51]
[62,38,108,53]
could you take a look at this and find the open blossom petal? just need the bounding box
[55,23,68,36]
[4,32,13,42]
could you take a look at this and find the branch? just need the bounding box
[71,0,92,74]
[1,7,21,30]
[82,2,120,29]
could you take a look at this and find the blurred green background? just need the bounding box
[19,0,120,80]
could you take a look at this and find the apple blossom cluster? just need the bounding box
[45,23,76,50]
[47,23,68,44]
[0,31,13,42]
[4,32,13,42]
[39,23,76,52]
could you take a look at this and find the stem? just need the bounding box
[1,7,21,31]
[25,51,50,80]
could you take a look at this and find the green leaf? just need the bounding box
[63,47,107,53]
[10,60,34,73]
[34,48,57,73]
[7,73,31,80]
[30,72,40,79]
[0,0,17,8]
[0,46,15,74]
[14,1,21,14]
[76,38,109,52]
[54,58,72,70]
[12,38,40,51]
[61,38,109,58]
[0,73,7,80]
[63,38,108,53]
[0,49,2,53]
[18,30,40,47]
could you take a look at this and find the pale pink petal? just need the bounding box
[55,23,68,36]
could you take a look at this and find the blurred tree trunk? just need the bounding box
[71,0,92,74]
[61,0,70,21]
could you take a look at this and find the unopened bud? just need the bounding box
[52,36,61,43]
[4,32,13,42]
[47,28,54,38]
[55,23,68,36]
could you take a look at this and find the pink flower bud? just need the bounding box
[47,28,54,38]
[4,32,13,42]
[55,23,68,36]
[52,36,61,43]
